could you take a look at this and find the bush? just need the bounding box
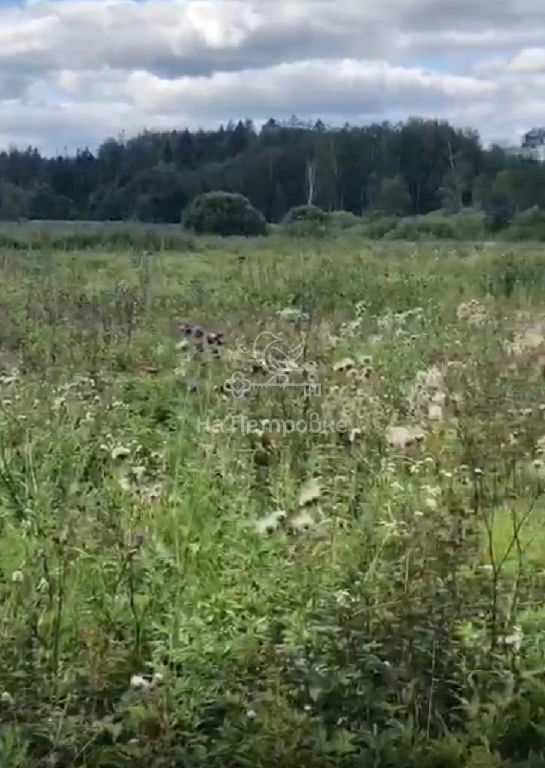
[503,206,545,242]
[449,211,488,240]
[327,210,362,230]
[283,204,328,237]
[377,176,413,216]
[484,190,515,232]
[358,213,399,239]
[377,212,487,242]
[183,191,267,236]
[385,215,457,241]
[283,204,328,225]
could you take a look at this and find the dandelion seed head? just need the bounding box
[130,674,149,691]
[289,510,315,533]
[111,445,130,460]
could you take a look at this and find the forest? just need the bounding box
[0,117,543,224]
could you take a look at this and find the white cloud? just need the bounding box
[55,60,494,114]
[507,47,545,73]
[0,0,543,152]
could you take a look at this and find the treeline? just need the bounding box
[0,117,543,223]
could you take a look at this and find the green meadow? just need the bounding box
[1,232,545,766]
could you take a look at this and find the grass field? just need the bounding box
[2,233,545,766]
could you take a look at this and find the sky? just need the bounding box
[0,0,544,155]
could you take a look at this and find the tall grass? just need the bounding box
[1,236,545,766]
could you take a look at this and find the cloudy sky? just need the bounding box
[0,0,544,154]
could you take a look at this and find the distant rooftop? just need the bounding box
[523,128,545,148]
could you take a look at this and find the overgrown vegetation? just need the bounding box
[2,206,545,251]
[2,233,545,766]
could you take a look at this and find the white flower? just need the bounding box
[111,445,131,460]
[131,465,147,481]
[424,496,438,511]
[255,510,286,535]
[1,691,14,706]
[276,307,308,322]
[130,674,150,691]
[335,590,352,607]
[246,709,257,720]
[141,483,163,504]
[298,478,321,506]
[151,672,165,687]
[385,425,425,451]
[428,404,443,421]
[118,476,131,492]
[334,357,356,373]
[289,511,315,533]
[11,570,23,583]
[502,626,523,653]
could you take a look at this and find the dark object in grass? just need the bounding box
[178,322,225,347]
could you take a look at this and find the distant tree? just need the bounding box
[485,188,515,231]
[377,176,412,216]
[472,173,495,210]
[1,116,544,226]
[174,130,195,168]
[97,138,125,183]
[366,171,382,210]
[494,167,545,211]
[130,168,187,222]
[0,181,29,220]
[183,191,267,236]
[89,186,133,220]
[28,185,74,220]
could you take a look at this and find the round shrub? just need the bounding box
[183,192,267,236]
[327,210,362,230]
[283,204,328,225]
[283,204,328,237]
[504,206,545,242]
